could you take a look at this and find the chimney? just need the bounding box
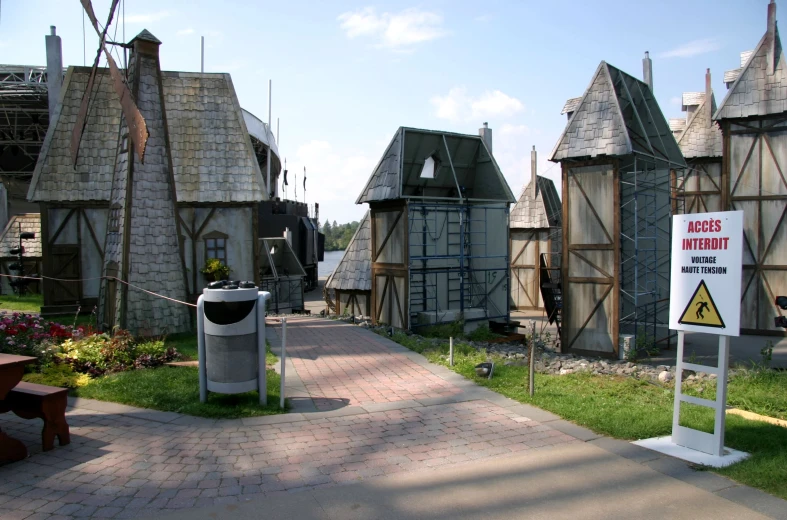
[45,26,63,120]
[479,122,493,154]
[767,0,777,76]
[705,68,713,126]
[643,51,654,92]
[531,146,537,199]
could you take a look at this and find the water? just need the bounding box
[319,250,345,278]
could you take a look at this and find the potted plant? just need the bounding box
[200,258,230,282]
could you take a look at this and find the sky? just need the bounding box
[0,0,774,225]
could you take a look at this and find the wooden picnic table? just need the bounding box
[0,353,36,462]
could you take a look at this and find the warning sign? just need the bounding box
[678,280,725,328]
[669,211,743,336]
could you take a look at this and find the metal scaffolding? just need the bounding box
[619,153,683,348]
[408,202,509,329]
[0,66,52,200]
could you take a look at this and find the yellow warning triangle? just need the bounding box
[678,279,725,329]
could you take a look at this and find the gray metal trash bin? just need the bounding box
[197,281,271,404]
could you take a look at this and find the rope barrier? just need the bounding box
[0,273,197,308]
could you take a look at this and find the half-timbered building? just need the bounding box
[28,30,271,335]
[714,0,787,335]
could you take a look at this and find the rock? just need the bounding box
[658,371,673,382]
[559,368,574,375]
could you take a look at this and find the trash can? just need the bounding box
[197,281,271,404]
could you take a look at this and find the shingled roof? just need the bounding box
[29,67,267,203]
[510,176,562,229]
[677,92,722,159]
[0,214,41,258]
[715,25,787,120]
[550,61,685,167]
[325,211,371,292]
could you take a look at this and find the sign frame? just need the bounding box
[668,211,743,336]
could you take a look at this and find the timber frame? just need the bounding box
[720,113,787,335]
[510,229,552,310]
[370,201,409,329]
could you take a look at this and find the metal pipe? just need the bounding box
[200,36,204,73]
[197,296,206,403]
[280,317,287,409]
[449,337,454,366]
[267,79,272,199]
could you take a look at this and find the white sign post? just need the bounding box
[635,210,748,467]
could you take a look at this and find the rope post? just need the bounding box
[449,337,454,367]
[280,317,287,410]
[529,320,536,397]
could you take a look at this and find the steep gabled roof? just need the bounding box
[29,67,268,203]
[510,176,562,229]
[677,92,722,159]
[550,61,685,167]
[325,211,371,291]
[356,127,515,204]
[715,27,787,120]
[0,214,41,258]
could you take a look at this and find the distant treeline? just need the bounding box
[322,220,360,251]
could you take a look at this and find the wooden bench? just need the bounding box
[0,382,70,452]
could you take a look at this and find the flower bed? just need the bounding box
[0,312,180,388]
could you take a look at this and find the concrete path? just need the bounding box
[0,317,785,520]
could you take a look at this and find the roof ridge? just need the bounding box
[714,25,781,120]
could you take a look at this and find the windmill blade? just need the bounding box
[71,0,149,165]
[70,47,103,166]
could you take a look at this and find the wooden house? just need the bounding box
[550,61,685,357]
[509,146,562,311]
[28,30,270,335]
[713,0,787,335]
[356,127,516,331]
[324,210,371,317]
[0,213,41,295]
[672,70,724,214]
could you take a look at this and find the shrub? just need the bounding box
[23,364,90,389]
[58,331,179,376]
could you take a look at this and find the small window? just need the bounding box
[204,231,228,261]
[108,203,121,233]
[120,133,129,153]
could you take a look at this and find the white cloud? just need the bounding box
[176,28,194,36]
[286,140,377,204]
[430,87,524,122]
[659,39,721,59]
[124,11,171,24]
[337,7,447,50]
[474,14,494,23]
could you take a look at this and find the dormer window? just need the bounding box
[420,154,440,179]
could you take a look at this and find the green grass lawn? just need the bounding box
[72,332,283,419]
[0,293,43,313]
[75,366,285,419]
[385,332,787,500]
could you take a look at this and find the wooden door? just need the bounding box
[510,229,549,310]
[49,245,82,305]
[561,164,619,355]
[726,119,787,333]
[371,205,408,329]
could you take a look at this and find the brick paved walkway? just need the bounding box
[285,318,460,410]
[0,317,577,520]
